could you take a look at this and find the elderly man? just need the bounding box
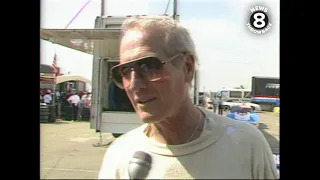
[99,16,278,179]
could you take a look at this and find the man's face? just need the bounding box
[119,29,188,123]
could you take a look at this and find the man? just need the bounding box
[55,90,61,100]
[67,92,80,121]
[40,91,43,102]
[78,91,88,120]
[99,16,278,179]
[85,92,92,108]
[211,95,219,114]
[218,96,224,115]
[55,90,61,119]
[43,90,52,104]
[65,90,73,100]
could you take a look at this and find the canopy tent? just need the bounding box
[56,75,91,84]
[40,74,91,84]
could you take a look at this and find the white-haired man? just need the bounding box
[99,16,278,179]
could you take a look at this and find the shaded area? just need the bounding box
[258,122,279,154]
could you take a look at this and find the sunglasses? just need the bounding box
[111,52,186,89]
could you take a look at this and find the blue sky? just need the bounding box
[40,0,279,92]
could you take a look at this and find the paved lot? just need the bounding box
[40,112,279,179]
[40,121,114,179]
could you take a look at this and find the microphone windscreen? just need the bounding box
[132,151,152,164]
[128,151,152,179]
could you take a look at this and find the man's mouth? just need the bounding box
[137,98,157,104]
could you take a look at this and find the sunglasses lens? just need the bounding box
[111,66,124,88]
[137,57,163,79]
[111,57,164,88]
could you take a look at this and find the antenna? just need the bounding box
[173,0,178,21]
[101,0,105,16]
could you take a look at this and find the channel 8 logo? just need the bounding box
[247,5,272,34]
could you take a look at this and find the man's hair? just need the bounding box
[120,15,198,67]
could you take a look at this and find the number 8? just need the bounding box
[253,12,266,28]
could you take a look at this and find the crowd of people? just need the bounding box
[66,90,92,121]
[40,89,92,121]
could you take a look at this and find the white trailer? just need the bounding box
[40,1,200,138]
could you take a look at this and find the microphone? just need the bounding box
[128,151,152,180]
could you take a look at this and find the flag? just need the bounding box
[52,52,58,75]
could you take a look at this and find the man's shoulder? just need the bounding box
[203,109,264,142]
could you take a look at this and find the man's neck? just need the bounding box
[144,98,205,145]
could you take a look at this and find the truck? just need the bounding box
[40,0,200,138]
[250,76,279,111]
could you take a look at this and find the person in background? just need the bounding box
[55,90,61,120]
[78,91,85,99]
[80,92,92,120]
[43,90,52,104]
[212,95,219,114]
[78,92,88,120]
[65,90,73,100]
[55,90,60,101]
[40,91,43,102]
[67,92,80,121]
[218,96,224,115]
[85,92,92,108]
[98,15,278,179]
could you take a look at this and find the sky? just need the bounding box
[40,0,279,92]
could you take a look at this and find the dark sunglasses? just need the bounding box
[111,52,186,89]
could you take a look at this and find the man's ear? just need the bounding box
[183,54,195,83]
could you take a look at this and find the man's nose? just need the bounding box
[127,70,147,91]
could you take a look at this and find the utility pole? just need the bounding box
[101,0,105,16]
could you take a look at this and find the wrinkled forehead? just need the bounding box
[120,29,167,64]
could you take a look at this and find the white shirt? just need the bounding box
[99,109,279,179]
[80,94,87,104]
[43,94,52,103]
[68,94,80,105]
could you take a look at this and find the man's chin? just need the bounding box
[137,111,162,124]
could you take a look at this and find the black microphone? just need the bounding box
[128,151,152,180]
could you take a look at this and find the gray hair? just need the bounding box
[120,15,198,67]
